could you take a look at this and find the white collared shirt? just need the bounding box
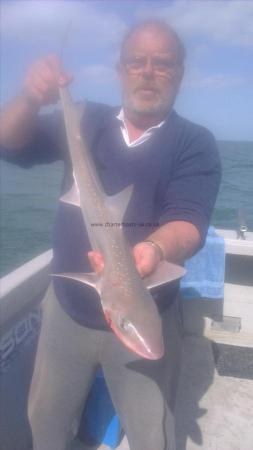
[116,108,165,148]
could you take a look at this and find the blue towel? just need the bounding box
[180,226,225,299]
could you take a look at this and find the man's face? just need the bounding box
[118,27,184,118]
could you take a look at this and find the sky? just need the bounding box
[1,0,253,142]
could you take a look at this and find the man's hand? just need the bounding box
[132,241,162,277]
[88,251,105,275]
[88,241,162,278]
[0,55,73,150]
[23,54,72,107]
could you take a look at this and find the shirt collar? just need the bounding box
[116,108,166,132]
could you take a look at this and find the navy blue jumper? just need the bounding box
[1,102,221,329]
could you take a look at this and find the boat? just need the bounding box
[0,227,253,450]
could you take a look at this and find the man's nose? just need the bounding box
[142,59,155,78]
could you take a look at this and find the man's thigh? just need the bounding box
[100,298,183,450]
[28,284,101,449]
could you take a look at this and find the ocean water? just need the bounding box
[1,140,253,276]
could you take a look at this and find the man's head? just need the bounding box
[117,20,185,123]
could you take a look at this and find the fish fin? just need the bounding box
[106,185,134,223]
[60,178,80,207]
[143,261,186,291]
[52,272,101,294]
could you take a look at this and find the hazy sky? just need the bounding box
[1,0,253,141]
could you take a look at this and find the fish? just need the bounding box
[53,86,186,360]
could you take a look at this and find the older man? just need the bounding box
[0,20,221,450]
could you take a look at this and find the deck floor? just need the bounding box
[71,334,253,450]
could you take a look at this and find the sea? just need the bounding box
[1,140,253,277]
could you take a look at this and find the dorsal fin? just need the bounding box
[60,177,80,207]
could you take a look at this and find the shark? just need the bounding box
[53,86,186,360]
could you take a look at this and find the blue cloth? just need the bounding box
[180,226,225,299]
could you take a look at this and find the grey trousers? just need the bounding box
[28,284,183,450]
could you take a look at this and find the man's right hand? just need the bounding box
[0,55,73,150]
[22,55,73,107]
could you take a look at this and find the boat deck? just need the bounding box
[71,333,253,450]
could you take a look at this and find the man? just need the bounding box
[0,20,221,450]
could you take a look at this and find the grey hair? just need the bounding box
[120,19,185,65]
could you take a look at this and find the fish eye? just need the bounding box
[119,317,130,331]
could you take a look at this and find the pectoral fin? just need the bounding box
[143,260,186,291]
[52,272,101,294]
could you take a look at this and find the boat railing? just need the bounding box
[0,250,52,328]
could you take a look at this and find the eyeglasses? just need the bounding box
[122,56,179,77]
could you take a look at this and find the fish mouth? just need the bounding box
[118,328,164,360]
[104,310,164,360]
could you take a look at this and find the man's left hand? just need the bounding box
[132,241,162,278]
